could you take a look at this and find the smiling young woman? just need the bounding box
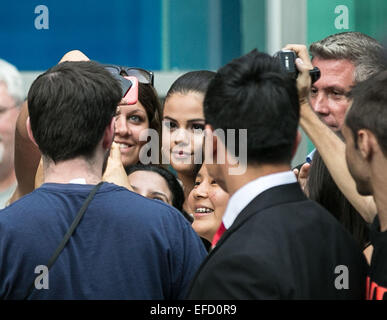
[115,82,162,169]
[188,164,229,243]
[162,71,215,213]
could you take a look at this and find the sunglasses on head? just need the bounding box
[104,64,154,86]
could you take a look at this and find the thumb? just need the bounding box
[299,162,311,179]
[110,142,122,161]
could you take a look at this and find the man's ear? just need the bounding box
[291,130,302,158]
[102,118,115,150]
[357,129,372,160]
[26,117,39,148]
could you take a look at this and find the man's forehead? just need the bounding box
[311,57,356,89]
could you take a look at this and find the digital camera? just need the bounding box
[274,49,321,84]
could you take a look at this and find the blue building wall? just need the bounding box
[0,0,162,70]
[0,0,243,72]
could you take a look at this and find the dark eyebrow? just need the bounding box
[163,116,205,123]
[187,119,205,123]
[163,116,177,122]
[117,109,146,116]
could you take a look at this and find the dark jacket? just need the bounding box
[187,182,367,299]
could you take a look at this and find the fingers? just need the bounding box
[283,44,313,69]
[299,163,311,180]
[110,142,122,161]
[293,168,299,179]
[59,50,90,63]
[284,44,313,102]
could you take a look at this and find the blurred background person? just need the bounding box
[0,59,24,208]
[162,71,215,213]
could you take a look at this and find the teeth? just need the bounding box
[195,207,214,213]
[119,144,130,148]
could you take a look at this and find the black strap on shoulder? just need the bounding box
[24,182,104,299]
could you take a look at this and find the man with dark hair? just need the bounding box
[0,60,206,299]
[341,70,387,299]
[187,49,366,299]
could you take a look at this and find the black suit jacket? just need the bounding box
[187,183,367,299]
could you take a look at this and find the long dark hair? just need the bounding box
[306,150,370,249]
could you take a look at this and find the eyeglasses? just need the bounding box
[104,65,154,86]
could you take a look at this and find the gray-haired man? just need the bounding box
[0,59,24,208]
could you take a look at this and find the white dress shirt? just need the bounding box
[223,171,297,229]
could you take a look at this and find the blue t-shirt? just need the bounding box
[0,182,207,300]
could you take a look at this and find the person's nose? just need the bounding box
[193,181,209,199]
[115,115,131,137]
[173,128,189,146]
[312,92,330,116]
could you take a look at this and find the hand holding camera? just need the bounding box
[278,44,317,105]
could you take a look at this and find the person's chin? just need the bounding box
[121,151,140,168]
[171,158,195,173]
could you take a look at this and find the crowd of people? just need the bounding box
[0,30,386,300]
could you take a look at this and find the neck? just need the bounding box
[371,158,387,231]
[44,157,102,185]
[224,163,291,196]
[0,169,16,192]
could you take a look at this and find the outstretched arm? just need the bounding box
[285,44,376,223]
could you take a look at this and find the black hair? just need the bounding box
[346,69,387,155]
[126,164,185,212]
[203,49,299,165]
[306,149,370,248]
[165,70,216,100]
[28,61,122,163]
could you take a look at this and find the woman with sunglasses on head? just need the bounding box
[105,66,162,168]
[162,71,215,213]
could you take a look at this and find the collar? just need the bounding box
[223,171,297,229]
[69,178,87,184]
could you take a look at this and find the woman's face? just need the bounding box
[188,165,229,242]
[128,170,173,205]
[162,92,205,175]
[114,101,150,168]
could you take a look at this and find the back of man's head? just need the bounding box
[28,61,122,163]
[346,69,387,155]
[204,49,299,166]
[0,58,24,106]
[310,32,385,83]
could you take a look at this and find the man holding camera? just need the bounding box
[290,32,385,224]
